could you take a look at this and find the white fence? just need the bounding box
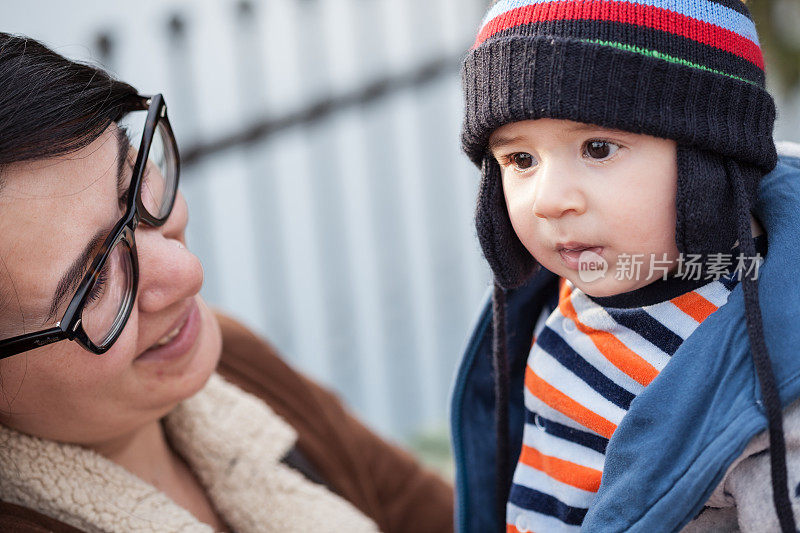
[4,0,799,444]
[5,0,492,442]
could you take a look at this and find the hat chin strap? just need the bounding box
[727,159,797,533]
[476,154,537,289]
[484,154,797,532]
[491,283,510,532]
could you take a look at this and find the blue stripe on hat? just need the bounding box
[480,0,759,46]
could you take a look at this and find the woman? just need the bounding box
[0,33,452,532]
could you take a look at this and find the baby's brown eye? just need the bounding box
[584,141,619,160]
[511,152,534,170]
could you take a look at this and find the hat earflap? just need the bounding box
[475,154,538,289]
[675,144,760,257]
[726,158,796,532]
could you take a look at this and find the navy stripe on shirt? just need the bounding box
[603,307,685,355]
[508,485,589,526]
[536,326,637,410]
[526,410,609,455]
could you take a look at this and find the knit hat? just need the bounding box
[460,1,793,531]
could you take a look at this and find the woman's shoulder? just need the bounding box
[212,310,342,430]
[211,310,454,533]
[0,500,84,533]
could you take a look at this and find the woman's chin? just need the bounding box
[136,297,222,409]
[174,297,222,395]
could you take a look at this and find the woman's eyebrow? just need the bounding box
[47,227,111,322]
[116,126,130,194]
[46,131,130,322]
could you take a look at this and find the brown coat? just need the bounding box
[0,312,454,533]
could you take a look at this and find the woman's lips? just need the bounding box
[558,245,604,270]
[135,300,201,363]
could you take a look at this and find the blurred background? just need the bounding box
[3,0,799,477]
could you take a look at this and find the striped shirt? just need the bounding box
[506,237,767,532]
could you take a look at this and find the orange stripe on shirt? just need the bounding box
[519,444,602,493]
[670,291,718,323]
[525,366,617,439]
[558,280,659,387]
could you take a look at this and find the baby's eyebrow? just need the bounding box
[565,123,631,135]
[488,135,528,152]
[489,124,634,152]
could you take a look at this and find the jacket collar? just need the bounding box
[451,149,800,532]
[0,374,378,533]
[583,151,800,531]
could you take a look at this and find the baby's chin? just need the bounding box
[564,274,665,298]
[536,248,681,298]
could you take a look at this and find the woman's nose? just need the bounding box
[134,192,204,313]
[158,189,189,241]
[532,162,587,219]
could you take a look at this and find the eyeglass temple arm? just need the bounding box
[0,327,68,360]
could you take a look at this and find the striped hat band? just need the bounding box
[460,0,776,172]
[473,0,763,87]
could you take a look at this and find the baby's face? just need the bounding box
[489,118,679,297]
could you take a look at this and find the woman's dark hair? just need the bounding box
[0,33,139,169]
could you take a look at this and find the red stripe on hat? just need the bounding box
[473,1,764,70]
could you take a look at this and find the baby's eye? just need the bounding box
[583,140,620,161]
[507,152,536,172]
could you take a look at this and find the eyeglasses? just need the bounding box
[0,94,180,359]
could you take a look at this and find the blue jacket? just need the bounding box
[449,152,800,532]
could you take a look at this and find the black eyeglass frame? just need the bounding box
[0,94,179,360]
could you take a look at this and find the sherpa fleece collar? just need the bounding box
[0,373,379,533]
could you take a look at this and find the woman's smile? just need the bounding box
[135,296,202,364]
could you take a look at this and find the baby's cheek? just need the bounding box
[613,209,649,237]
[507,203,533,242]
[609,206,671,254]
[524,236,556,269]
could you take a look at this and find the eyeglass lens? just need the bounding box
[81,238,135,347]
[81,109,177,348]
[118,113,178,221]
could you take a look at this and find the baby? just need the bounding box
[450,1,800,532]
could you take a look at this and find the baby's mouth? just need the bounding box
[556,241,603,253]
[556,243,605,271]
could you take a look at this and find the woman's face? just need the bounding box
[0,125,221,448]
